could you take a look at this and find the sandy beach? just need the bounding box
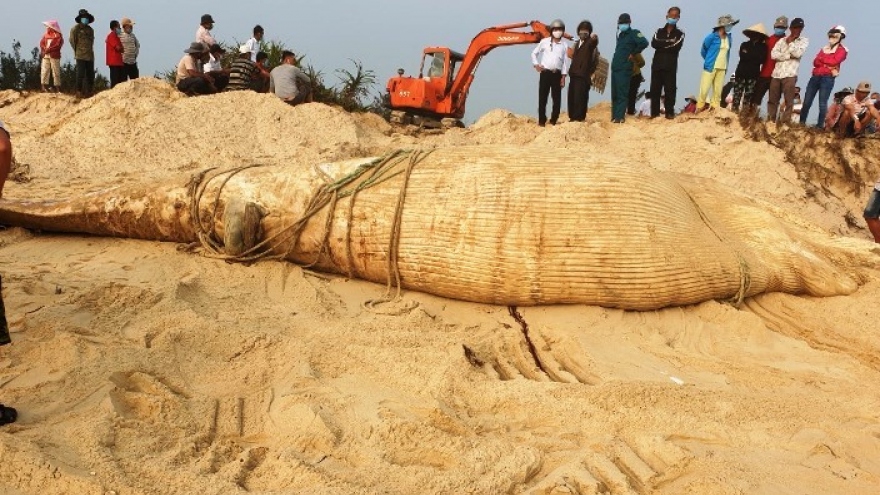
[1,78,879,494]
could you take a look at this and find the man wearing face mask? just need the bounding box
[106,20,125,88]
[567,20,599,122]
[751,16,788,111]
[69,9,96,98]
[650,6,685,119]
[767,17,809,123]
[531,19,570,126]
[799,25,848,128]
[611,13,649,123]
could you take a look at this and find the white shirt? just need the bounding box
[204,54,222,72]
[531,37,570,75]
[196,26,216,49]
[771,36,809,79]
[244,37,259,62]
[637,99,652,117]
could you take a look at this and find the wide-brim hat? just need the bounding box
[201,14,215,24]
[834,87,854,99]
[715,14,740,29]
[743,23,768,38]
[184,42,206,54]
[43,20,62,33]
[75,9,95,24]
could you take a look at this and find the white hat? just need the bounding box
[239,44,251,54]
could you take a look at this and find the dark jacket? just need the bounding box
[612,29,648,72]
[650,25,685,71]
[569,37,599,78]
[69,23,95,61]
[734,40,767,80]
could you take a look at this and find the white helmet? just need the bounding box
[549,19,565,31]
[828,25,846,38]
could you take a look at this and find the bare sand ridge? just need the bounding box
[1,78,880,494]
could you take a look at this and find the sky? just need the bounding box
[3,1,879,123]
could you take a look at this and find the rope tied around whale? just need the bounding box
[185,149,434,305]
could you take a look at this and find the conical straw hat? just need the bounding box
[743,23,768,38]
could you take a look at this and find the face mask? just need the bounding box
[667,18,678,26]
[578,31,590,40]
[80,19,89,25]
[115,28,122,35]
[619,24,631,32]
[552,30,563,39]
[774,28,786,36]
[725,24,734,32]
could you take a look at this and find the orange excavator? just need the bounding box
[386,21,561,128]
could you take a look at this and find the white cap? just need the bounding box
[239,44,251,54]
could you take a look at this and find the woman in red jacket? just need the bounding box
[799,25,848,127]
[39,20,64,92]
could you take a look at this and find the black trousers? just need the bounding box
[627,73,643,115]
[567,75,591,121]
[109,66,125,88]
[650,68,677,117]
[177,77,212,95]
[75,59,94,95]
[751,76,771,107]
[123,63,139,80]
[538,70,562,124]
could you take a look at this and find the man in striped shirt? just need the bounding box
[119,17,140,81]
[226,45,260,91]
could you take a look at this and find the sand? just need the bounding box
[1,78,880,494]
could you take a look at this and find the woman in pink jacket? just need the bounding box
[799,25,848,127]
[39,20,64,92]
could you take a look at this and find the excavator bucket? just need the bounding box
[591,55,609,94]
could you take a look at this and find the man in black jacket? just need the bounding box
[567,20,599,122]
[649,6,685,119]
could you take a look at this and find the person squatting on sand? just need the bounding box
[730,23,767,112]
[799,25,848,128]
[611,13,648,123]
[69,9,96,98]
[39,20,64,92]
[531,19,569,126]
[227,45,262,92]
[566,20,599,122]
[863,175,880,243]
[176,42,217,96]
[649,6,685,119]
[203,43,230,92]
[697,14,739,112]
[767,17,808,123]
[832,81,879,137]
[270,50,312,106]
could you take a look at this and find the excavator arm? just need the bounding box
[387,20,565,126]
[447,21,553,115]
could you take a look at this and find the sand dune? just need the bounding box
[1,79,880,494]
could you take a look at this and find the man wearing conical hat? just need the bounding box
[731,22,768,112]
[39,20,64,92]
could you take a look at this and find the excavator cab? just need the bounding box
[387,47,464,126]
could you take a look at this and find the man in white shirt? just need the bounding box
[244,25,263,62]
[0,120,10,198]
[637,92,664,117]
[196,14,217,50]
[767,17,808,123]
[203,44,230,91]
[531,19,570,126]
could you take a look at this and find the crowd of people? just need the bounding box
[35,9,311,106]
[531,8,879,137]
